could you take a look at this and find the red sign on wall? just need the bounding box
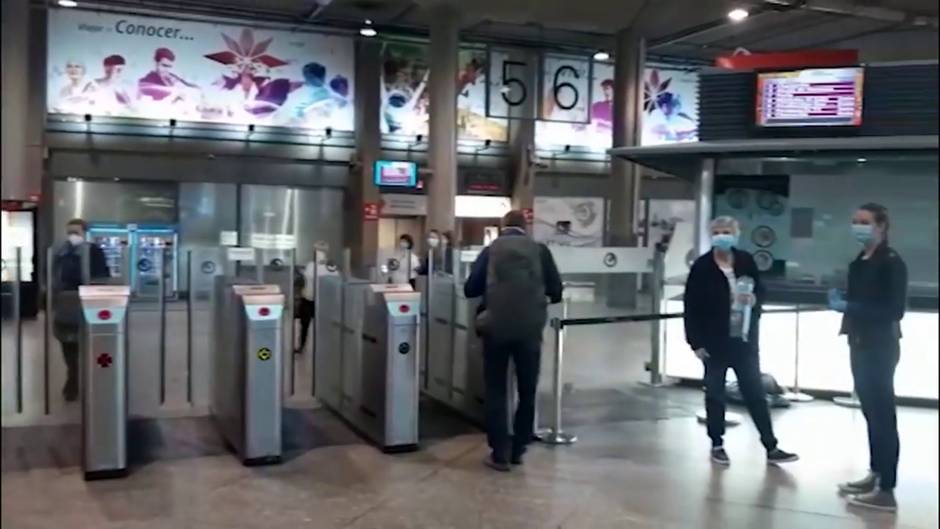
[715,50,859,70]
[363,202,381,221]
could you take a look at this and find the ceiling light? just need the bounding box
[728,8,749,22]
[593,51,610,61]
[360,19,377,37]
[58,0,78,6]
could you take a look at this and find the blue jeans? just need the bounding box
[851,340,900,490]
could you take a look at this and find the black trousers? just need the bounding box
[482,338,541,462]
[296,298,315,350]
[703,339,777,451]
[851,340,900,490]
[60,340,79,390]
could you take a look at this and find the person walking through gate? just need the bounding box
[464,210,563,471]
[52,218,110,402]
[829,203,907,512]
[683,216,798,466]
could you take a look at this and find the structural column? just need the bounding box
[509,50,540,217]
[347,39,383,274]
[426,2,459,234]
[1,0,33,201]
[607,29,646,307]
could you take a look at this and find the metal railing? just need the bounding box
[535,305,829,446]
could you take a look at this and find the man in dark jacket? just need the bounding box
[683,216,797,466]
[53,218,110,401]
[464,210,563,471]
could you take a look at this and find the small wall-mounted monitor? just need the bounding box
[374,160,418,187]
[755,67,864,128]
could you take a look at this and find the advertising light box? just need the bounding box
[47,9,355,130]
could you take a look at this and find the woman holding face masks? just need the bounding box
[829,203,907,512]
[683,216,798,466]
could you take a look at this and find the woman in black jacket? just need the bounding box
[683,216,798,466]
[829,203,907,512]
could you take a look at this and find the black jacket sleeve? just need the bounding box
[463,247,489,299]
[848,253,908,322]
[539,244,564,304]
[683,259,706,351]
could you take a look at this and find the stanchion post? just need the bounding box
[783,304,814,402]
[537,317,577,445]
[640,249,668,388]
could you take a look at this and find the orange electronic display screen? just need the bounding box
[756,67,864,127]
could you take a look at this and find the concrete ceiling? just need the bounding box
[80,0,939,62]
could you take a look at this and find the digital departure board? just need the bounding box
[374,160,418,187]
[756,67,864,128]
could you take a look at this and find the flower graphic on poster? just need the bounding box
[643,69,697,143]
[203,28,300,119]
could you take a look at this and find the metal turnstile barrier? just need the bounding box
[211,278,284,465]
[315,276,420,452]
[79,285,131,480]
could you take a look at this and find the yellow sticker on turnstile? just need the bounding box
[257,347,272,361]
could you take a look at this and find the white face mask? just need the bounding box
[399,241,411,251]
[68,234,84,246]
[427,237,440,249]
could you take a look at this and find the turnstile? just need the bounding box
[79,285,131,480]
[316,277,420,452]
[211,278,284,465]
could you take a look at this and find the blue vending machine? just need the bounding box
[130,225,179,300]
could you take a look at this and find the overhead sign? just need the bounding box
[756,67,864,128]
[47,9,355,130]
[380,194,426,217]
[539,54,592,124]
[380,43,508,141]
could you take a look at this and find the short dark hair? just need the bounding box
[154,47,175,63]
[67,218,87,231]
[103,55,126,68]
[502,210,526,229]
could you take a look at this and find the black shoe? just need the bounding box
[848,490,897,513]
[711,447,730,466]
[838,472,879,495]
[483,454,511,472]
[767,448,799,465]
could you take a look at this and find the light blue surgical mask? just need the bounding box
[852,224,874,244]
[711,234,738,251]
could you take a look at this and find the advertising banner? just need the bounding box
[47,9,355,130]
[380,42,508,141]
[534,63,699,150]
[533,197,604,247]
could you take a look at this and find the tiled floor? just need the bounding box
[2,387,937,529]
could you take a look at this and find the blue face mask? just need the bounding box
[711,234,738,251]
[852,224,874,244]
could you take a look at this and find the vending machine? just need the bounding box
[87,223,130,282]
[131,225,179,300]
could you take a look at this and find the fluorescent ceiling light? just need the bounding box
[360,19,377,37]
[593,51,610,61]
[728,8,749,22]
[58,0,78,6]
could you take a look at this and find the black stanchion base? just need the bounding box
[243,455,282,467]
[83,467,129,481]
[383,443,419,454]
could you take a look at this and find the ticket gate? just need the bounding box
[316,277,420,452]
[211,278,284,465]
[79,285,131,480]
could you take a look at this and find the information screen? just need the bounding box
[374,160,418,187]
[756,68,864,127]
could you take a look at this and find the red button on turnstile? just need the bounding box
[98,309,112,321]
[259,307,270,316]
[399,305,410,314]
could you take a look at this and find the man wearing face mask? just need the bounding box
[53,219,110,401]
[829,203,907,512]
[683,216,798,466]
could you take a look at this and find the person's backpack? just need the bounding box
[475,235,547,343]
